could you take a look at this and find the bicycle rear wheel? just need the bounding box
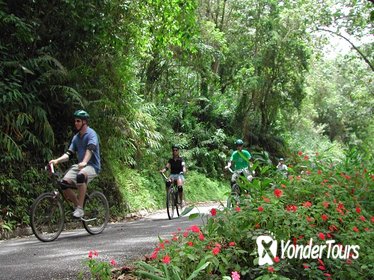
[83,191,109,235]
[166,188,176,220]
[30,192,65,242]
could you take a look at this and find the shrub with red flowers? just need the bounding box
[134,149,373,279]
[83,250,117,280]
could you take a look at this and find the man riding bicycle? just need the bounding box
[160,144,187,207]
[49,110,100,218]
[224,139,253,188]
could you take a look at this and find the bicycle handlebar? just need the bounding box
[47,163,55,174]
[160,172,168,181]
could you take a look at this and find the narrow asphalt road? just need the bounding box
[0,203,220,280]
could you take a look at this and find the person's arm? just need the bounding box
[225,160,232,169]
[49,150,74,165]
[79,132,98,169]
[160,162,171,173]
[78,149,93,169]
[182,161,186,174]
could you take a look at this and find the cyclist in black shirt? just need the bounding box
[160,144,187,206]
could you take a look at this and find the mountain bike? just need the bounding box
[226,167,253,208]
[30,163,109,242]
[161,172,182,220]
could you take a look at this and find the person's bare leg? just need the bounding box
[177,178,184,205]
[63,187,79,207]
[77,183,87,208]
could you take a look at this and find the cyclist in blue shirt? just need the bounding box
[49,110,100,218]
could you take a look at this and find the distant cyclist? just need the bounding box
[49,110,100,218]
[224,139,253,187]
[160,144,187,206]
[276,157,288,177]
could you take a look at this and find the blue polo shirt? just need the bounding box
[68,127,100,173]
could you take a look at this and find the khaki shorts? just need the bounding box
[63,164,97,185]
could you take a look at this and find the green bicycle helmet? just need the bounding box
[74,110,90,120]
[235,139,244,145]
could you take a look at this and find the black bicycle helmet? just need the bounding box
[172,144,180,150]
[74,110,90,120]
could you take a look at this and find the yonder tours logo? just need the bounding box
[256,232,360,266]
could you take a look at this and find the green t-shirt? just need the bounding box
[230,150,251,170]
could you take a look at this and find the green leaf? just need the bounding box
[186,262,210,280]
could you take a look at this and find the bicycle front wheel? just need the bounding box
[175,190,181,217]
[166,188,175,220]
[227,184,240,208]
[30,192,65,242]
[83,191,109,235]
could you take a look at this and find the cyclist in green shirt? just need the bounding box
[224,139,253,187]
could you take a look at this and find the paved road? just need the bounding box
[0,204,218,280]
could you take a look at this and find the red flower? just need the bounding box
[187,241,193,247]
[258,206,264,212]
[199,233,205,241]
[355,207,361,214]
[273,256,280,263]
[212,247,220,255]
[281,184,286,188]
[359,216,366,221]
[318,265,326,271]
[150,250,159,259]
[298,151,303,156]
[371,216,374,223]
[322,201,329,208]
[268,266,275,273]
[304,155,309,161]
[318,233,325,240]
[210,208,217,216]
[110,259,117,266]
[274,188,283,198]
[329,225,338,232]
[286,205,298,212]
[321,214,328,221]
[162,255,171,264]
[229,241,236,246]
[189,225,200,233]
[235,206,241,212]
[183,231,189,238]
[318,170,322,175]
[353,226,359,232]
[303,201,312,208]
[262,196,270,203]
[303,263,310,269]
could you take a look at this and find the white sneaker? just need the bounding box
[73,207,84,218]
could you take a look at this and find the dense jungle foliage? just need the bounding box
[0,0,373,232]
